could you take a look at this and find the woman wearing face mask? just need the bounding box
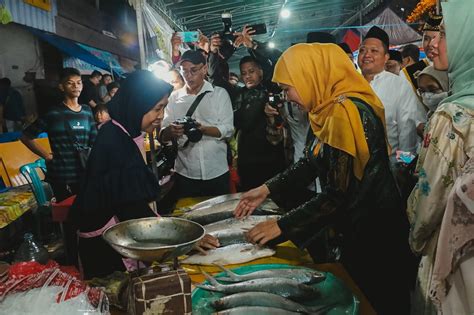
[407,1,474,314]
[415,66,449,135]
[234,44,414,314]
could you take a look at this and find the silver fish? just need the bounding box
[210,229,248,247]
[197,271,320,301]
[182,196,281,225]
[180,243,275,265]
[204,216,280,234]
[212,292,334,314]
[215,264,326,285]
[213,306,300,314]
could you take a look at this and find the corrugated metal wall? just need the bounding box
[3,0,57,33]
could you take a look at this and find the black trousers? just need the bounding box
[175,172,230,198]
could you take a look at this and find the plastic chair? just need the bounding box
[19,158,50,207]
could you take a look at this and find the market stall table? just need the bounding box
[0,185,37,229]
[110,196,376,315]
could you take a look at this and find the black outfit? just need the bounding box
[234,85,286,191]
[78,80,100,108]
[71,71,173,279]
[266,99,414,315]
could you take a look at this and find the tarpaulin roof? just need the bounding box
[359,7,422,46]
[29,28,124,76]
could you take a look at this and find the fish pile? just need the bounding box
[196,265,332,314]
[180,194,282,265]
[182,194,281,226]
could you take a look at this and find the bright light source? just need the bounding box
[280,8,290,18]
[268,42,275,49]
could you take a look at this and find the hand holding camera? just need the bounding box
[266,94,285,128]
[173,116,203,143]
[234,25,257,48]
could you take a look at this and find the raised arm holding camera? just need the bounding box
[160,50,234,198]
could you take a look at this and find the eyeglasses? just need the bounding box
[179,65,204,77]
[416,88,443,97]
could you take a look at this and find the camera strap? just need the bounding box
[181,91,210,148]
[185,91,210,117]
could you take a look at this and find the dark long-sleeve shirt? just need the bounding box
[266,98,403,249]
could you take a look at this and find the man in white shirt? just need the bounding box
[358,26,426,158]
[161,50,234,197]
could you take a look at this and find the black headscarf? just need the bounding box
[108,70,173,138]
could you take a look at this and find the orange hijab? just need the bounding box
[272,43,387,180]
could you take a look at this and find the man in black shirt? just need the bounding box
[78,70,102,109]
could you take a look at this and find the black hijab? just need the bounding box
[108,70,173,138]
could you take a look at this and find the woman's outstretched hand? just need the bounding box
[234,185,270,219]
[246,219,281,246]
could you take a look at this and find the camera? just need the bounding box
[268,94,284,128]
[268,94,282,109]
[219,12,236,45]
[174,116,203,143]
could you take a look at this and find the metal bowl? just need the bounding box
[102,217,205,262]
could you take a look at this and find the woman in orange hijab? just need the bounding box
[234,44,414,314]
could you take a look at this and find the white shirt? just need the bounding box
[369,71,426,156]
[162,81,234,180]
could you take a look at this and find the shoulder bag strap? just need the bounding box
[185,91,210,117]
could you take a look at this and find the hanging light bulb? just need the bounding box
[280,8,290,18]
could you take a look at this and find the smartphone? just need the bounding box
[178,31,199,43]
[247,23,267,35]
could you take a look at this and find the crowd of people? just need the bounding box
[8,1,473,314]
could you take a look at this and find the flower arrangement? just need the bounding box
[407,0,437,23]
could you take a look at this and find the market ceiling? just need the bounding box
[153,0,385,69]
[159,0,384,46]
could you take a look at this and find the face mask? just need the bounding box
[422,91,448,111]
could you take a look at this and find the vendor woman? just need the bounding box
[234,44,414,314]
[71,71,218,279]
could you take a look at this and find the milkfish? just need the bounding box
[214,264,326,285]
[212,292,333,314]
[182,198,281,225]
[204,216,281,234]
[213,306,300,314]
[197,271,320,301]
[180,243,275,265]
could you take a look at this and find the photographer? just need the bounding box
[160,50,234,198]
[233,55,288,191]
[231,26,290,191]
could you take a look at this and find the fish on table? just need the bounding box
[197,271,320,301]
[214,264,326,285]
[182,195,281,225]
[180,243,275,265]
[212,291,333,314]
[213,306,301,314]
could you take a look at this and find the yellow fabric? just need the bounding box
[272,43,387,180]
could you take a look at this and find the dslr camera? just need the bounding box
[268,94,282,109]
[220,12,235,45]
[174,116,203,143]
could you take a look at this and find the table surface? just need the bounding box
[112,196,376,315]
[0,185,36,229]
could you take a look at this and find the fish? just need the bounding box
[197,271,320,301]
[180,243,275,265]
[214,264,326,285]
[212,292,333,314]
[213,306,300,314]
[182,196,281,225]
[205,216,280,246]
[204,216,281,234]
